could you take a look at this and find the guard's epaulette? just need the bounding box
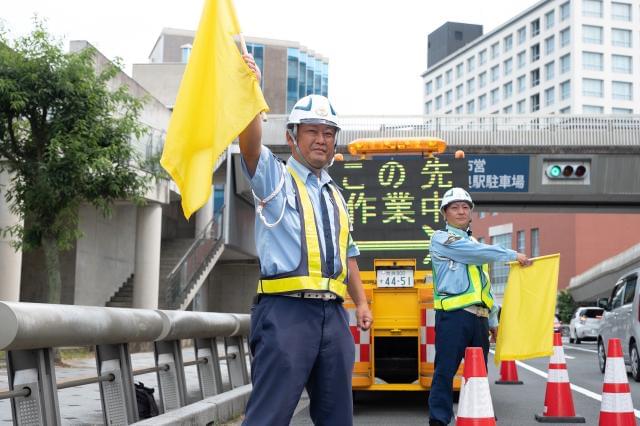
[444,233,462,245]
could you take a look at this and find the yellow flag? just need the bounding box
[494,254,560,365]
[160,0,269,219]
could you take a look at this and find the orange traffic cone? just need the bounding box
[535,332,585,423]
[599,338,636,425]
[456,347,496,426]
[495,360,523,385]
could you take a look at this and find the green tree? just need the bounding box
[0,21,149,303]
[557,290,577,324]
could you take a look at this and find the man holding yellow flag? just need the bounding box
[427,188,531,426]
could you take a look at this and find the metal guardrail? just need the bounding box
[165,207,225,310]
[262,114,640,148]
[0,301,250,425]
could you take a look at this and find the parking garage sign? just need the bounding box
[467,155,529,192]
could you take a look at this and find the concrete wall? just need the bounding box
[427,22,483,68]
[132,63,186,107]
[20,242,77,304]
[263,44,287,114]
[225,154,257,257]
[207,262,260,314]
[73,204,137,306]
[162,201,195,239]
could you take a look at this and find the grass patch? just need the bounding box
[58,346,93,361]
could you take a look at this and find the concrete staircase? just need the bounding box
[106,275,134,308]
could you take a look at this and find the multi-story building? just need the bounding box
[133,28,329,114]
[422,0,639,115]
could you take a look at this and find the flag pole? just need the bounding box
[239,33,268,122]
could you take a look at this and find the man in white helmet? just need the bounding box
[238,54,372,425]
[427,187,531,426]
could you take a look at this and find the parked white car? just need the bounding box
[597,268,640,381]
[569,307,603,344]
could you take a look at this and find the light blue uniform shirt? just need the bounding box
[241,145,359,278]
[431,224,517,327]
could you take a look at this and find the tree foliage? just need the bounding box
[0,21,149,302]
[557,290,577,324]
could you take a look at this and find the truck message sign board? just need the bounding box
[331,156,468,271]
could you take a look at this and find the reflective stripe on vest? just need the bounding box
[433,262,495,311]
[257,166,350,298]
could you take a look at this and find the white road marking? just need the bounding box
[564,345,598,354]
[490,350,640,419]
[565,355,575,359]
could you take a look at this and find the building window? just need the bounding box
[287,47,300,112]
[503,105,513,113]
[456,83,464,99]
[247,43,265,89]
[445,89,453,105]
[517,99,526,113]
[435,95,443,110]
[612,107,633,114]
[455,105,464,114]
[180,44,192,63]
[583,104,604,113]
[479,72,487,88]
[426,80,433,95]
[545,10,555,29]
[583,51,604,71]
[545,87,555,106]
[583,78,604,97]
[612,28,632,47]
[530,228,539,257]
[517,75,526,93]
[583,0,603,17]
[491,42,500,59]
[560,27,571,47]
[545,36,555,55]
[560,80,571,100]
[545,61,555,80]
[504,34,514,52]
[531,68,540,87]
[479,94,487,110]
[467,56,476,72]
[560,106,571,114]
[436,75,443,89]
[583,25,603,44]
[456,63,464,79]
[504,58,513,76]
[612,2,632,21]
[612,81,633,100]
[503,81,514,99]
[467,99,476,113]
[531,43,540,62]
[517,51,526,69]
[491,65,500,82]
[560,1,571,20]
[479,49,488,65]
[491,88,500,105]
[612,55,632,74]
[517,230,526,253]
[531,93,540,111]
[425,101,432,114]
[467,77,476,94]
[531,18,540,37]
[454,30,463,41]
[298,52,307,98]
[560,53,571,74]
[516,27,526,46]
[491,233,513,294]
[445,69,453,84]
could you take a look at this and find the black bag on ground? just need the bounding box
[135,381,159,419]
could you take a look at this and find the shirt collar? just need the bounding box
[287,155,333,186]
[446,224,469,238]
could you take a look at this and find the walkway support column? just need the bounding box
[0,168,23,301]
[132,203,162,309]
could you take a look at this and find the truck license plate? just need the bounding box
[376,270,414,288]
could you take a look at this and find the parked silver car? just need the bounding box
[569,307,603,344]
[597,268,640,381]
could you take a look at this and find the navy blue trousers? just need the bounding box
[243,295,355,426]
[428,309,490,425]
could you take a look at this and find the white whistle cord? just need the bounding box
[252,162,287,228]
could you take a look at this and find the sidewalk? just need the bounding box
[0,347,231,425]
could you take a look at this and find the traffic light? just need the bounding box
[543,160,590,184]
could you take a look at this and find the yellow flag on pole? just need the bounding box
[494,254,560,365]
[160,0,269,219]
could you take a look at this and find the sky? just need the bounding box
[2,0,538,115]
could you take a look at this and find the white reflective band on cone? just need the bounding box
[427,309,436,362]
[547,368,570,383]
[550,346,566,364]
[604,357,628,383]
[427,309,435,326]
[601,392,634,412]
[456,377,495,417]
[427,344,436,363]
[355,343,361,361]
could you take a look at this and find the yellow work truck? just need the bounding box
[332,138,468,392]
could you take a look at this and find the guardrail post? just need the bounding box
[194,337,224,397]
[95,343,138,424]
[7,348,60,425]
[225,336,249,388]
[154,340,187,412]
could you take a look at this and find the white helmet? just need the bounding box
[440,187,474,213]
[287,95,340,131]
